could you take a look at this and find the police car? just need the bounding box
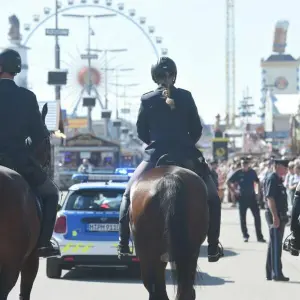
[46,173,139,279]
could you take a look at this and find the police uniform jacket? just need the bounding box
[228,167,259,197]
[264,172,288,216]
[136,86,203,162]
[0,79,49,165]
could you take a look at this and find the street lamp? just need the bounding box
[110,67,134,138]
[45,0,70,102]
[62,13,117,133]
[109,83,139,117]
[114,68,134,119]
[88,48,128,109]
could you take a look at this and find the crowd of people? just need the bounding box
[214,156,300,214]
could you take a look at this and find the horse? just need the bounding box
[130,155,209,300]
[0,103,52,300]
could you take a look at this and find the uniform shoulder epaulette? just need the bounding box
[142,90,154,96]
[141,90,155,100]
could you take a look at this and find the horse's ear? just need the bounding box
[41,103,48,123]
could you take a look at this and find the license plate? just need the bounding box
[87,223,119,232]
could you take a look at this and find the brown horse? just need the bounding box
[0,103,51,300]
[130,157,209,300]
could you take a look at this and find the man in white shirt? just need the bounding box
[78,158,93,173]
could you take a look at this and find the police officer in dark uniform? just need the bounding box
[264,159,289,281]
[118,57,223,262]
[228,157,266,243]
[283,180,300,255]
[0,49,60,257]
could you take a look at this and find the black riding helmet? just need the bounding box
[0,49,22,74]
[151,57,177,84]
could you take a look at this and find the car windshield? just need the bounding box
[65,189,124,211]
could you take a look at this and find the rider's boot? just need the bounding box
[291,192,300,233]
[205,174,223,262]
[283,232,300,256]
[118,193,131,259]
[290,234,300,251]
[288,192,300,255]
[38,195,60,258]
[207,199,223,263]
[193,159,223,262]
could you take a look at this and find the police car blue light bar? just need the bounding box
[115,168,135,177]
[72,173,130,183]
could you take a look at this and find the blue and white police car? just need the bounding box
[46,173,139,279]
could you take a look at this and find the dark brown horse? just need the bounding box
[130,158,209,300]
[0,103,51,300]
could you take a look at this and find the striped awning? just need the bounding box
[38,101,59,131]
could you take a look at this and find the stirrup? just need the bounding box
[117,240,134,259]
[117,247,131,259]
[208,242,224,262]
[37,245,60,258]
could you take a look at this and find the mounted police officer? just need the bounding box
[0,49,60,257]
[118,57,223,262]
[264,159,290,281]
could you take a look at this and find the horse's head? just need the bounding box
[30,103,51,170]
[41,102,48,122]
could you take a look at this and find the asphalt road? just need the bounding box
[8,205,300,300]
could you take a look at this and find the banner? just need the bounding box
[212,138,229,161]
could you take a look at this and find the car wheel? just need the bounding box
[46,257,62,279]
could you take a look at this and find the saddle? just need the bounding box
[155,154,209,179]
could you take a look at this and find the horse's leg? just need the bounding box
[0,264,20,300]
[140,257,169,300]
[176,254,198,300]
[19,250,39,300]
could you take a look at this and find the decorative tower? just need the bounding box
[260,20,300,121]
[6,15,29,89]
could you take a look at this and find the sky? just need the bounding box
[0,0,299,124]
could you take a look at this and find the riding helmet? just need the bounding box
[0,49,22,74]
[151,57,177,84]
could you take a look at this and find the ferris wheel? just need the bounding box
[20,0,169,123]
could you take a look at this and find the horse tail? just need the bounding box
[157,173,195,291]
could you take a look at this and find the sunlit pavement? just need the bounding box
[8,204,300,300]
